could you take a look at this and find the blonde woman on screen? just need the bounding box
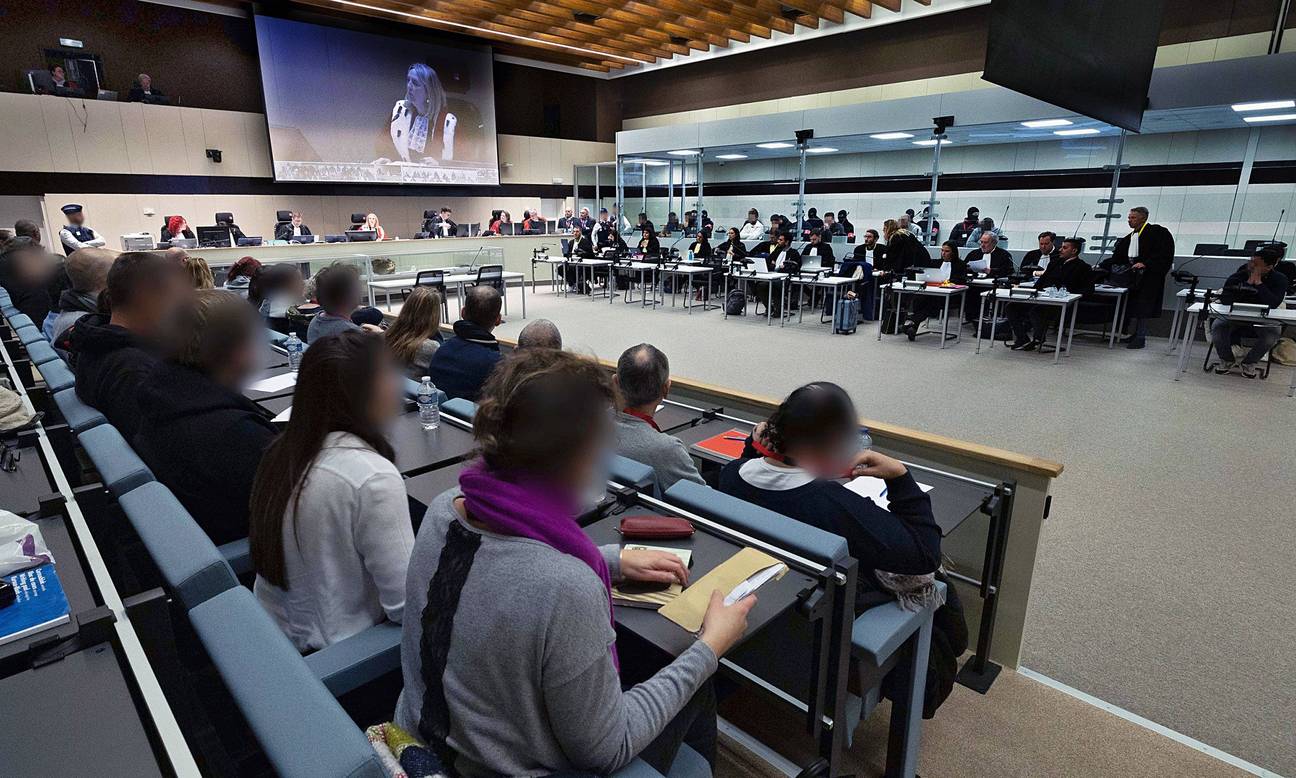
[388,63,457,164]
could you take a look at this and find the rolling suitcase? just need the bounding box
[834,297,861,334]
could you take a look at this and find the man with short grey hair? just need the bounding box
[613,343,703,491]
[47,247,117,342]
[516,318,562,351]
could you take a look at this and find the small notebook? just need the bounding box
[0,563,71,647]
[691,428,750,461]
[611,545,693,609]
[247,372,297,394]
[658,547,786,633]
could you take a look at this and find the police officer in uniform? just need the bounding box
[58,204,106,256]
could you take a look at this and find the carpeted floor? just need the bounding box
[489,288,1295,776]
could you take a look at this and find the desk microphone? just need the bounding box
[1272,208,1287,243]
[1070,212,1087,240]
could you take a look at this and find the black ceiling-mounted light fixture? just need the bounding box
[573,11,599,24]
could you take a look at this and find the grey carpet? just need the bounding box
[495,291,1295,776]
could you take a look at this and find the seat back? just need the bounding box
[663,480,849,567]
[267,328,289,347]
[17,326,44,347]
[302,621,403,697]
[350,212,366,228]
[475,264,505,291]
[78,424,155,497]
[610,455,657,496]
[189,587,385,778]
[24,339,61,366]
[8,313,34,330]
[37,357,76,392]
[415,269,446,294]
[118,483,238,610]
[53,388,106,434]
[441,397,477,421]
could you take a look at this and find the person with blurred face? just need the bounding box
[68,251,193,438]
[396,348,754,775]
[250,331,413,651]
[134,290,278,544]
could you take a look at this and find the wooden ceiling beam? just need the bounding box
[841,0,873,18]
[872,0,902,11]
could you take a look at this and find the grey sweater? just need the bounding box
[395,489,717,776]
[613,411,704,492]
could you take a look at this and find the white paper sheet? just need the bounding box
[967,256,991,272]
[271,406,292,423]
[247,373,297,394]
[845,476,934,510]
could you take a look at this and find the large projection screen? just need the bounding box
[254,15,500,185]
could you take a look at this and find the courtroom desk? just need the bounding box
[0,432,53,517]
[386,413,477,477]
[0,643,163,776]
[243,364,296,402]
[652,402,709,434]
[584,507,815,659]
[256,393,293,417]
[404,461,468,509]
[197,234,553,282]
[0,506,99,674]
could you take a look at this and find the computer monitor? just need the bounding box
[499,223,516,236]
[1193,243,1228,256]
[345,230,378,242]
[169,237,198,249]
[196,226,231,248]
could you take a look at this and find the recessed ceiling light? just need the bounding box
[805,147,837,154]
[1231,100,1295,112]
[1054,128,1101,136]
[1243,113,1296,123]
[756,142,794,149]
[869,132,914,140]
[667,149,700,156]
[628,158,669,166]
[716,153,747,160]
[912,139,952,146]
[1022,119,1073,128]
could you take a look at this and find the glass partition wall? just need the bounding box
[618,110,1296,258]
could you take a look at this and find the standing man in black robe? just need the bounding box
[1101,206,1175,349]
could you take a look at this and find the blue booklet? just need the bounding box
[0,563,71,647]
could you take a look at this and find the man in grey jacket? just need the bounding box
[613,344,704,492]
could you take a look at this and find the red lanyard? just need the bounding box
[750,435,785,462]
[622,408,660,432]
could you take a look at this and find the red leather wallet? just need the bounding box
[618,516,695,540]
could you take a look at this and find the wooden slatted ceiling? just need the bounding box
[294,0,924,72]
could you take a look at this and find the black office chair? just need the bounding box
[215,212,233,225]
[160,215,179,241]
[350,213,366,229]
[474,265,505,293]
[402,269,446,297]
[1199,316,1275,378]
[560,238,572,257]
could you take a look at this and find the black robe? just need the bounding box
[1102,223,1175,319]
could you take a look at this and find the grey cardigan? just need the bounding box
[613,411,704,492]
[395,489,717,776]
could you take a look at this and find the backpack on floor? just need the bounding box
[977,316,1013,340]
[833,297,860,335]
[725,288,747,316]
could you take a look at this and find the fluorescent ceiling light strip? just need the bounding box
[668,149,700,155]
[869,132,913,140]
[1231,100,1294,112]
[756,142,794,149]
[805,147,837,153]
[913,139,952,146]
[1054,128,1101,136]
[1242,113,1296,123]
[324,0,641,64]
[716,154,747,159]
[1022,118,1073,128]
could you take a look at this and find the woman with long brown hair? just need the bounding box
[384,286,443,379]
[248,330,412,652]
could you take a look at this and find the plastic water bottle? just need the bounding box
[285,333,303,373]
[417,376,440,431]
[859,427,873,451]
[687,249,695,263]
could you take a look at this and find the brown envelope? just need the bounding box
[659,547,786,633]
